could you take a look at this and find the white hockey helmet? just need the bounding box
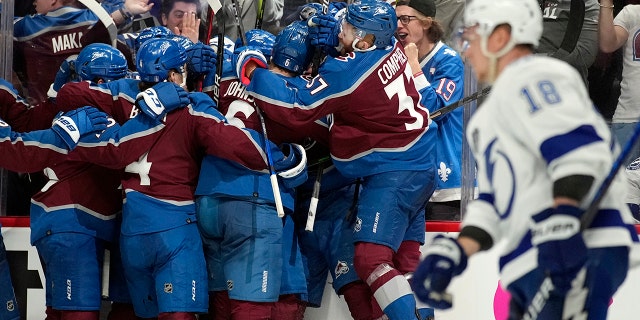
[464,0,542,48]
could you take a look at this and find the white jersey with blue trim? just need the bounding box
[462,55,637,287]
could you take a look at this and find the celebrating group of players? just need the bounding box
[2,0,640,319]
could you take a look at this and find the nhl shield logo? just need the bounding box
[164,283,173,294]
[354,217,362,232]
[227,280,234,291]
[6,300,14,312]
[334,261,350,278]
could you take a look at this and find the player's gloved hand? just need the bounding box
[531,205,587,295]
[327,1,347,16]
[298,3,325,21]
[48,56,78,98]
[186,42,217,75]
[308,14,341,49]
[233,46,268,86]
[135,82,190,121]
[274,143,308,189]
[412,235,468,309]
[51,106,109,149]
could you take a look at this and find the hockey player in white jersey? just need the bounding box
[411,0,639,319]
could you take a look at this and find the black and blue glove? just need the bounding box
[412,235,468,309]
[135,82,190,121]
[531,205,587,295]
[186,42,218,76]
[274,143,308,189]
[233,46,268,86]
[51,106,109,149]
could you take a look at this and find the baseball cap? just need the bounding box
[397,0,436,18]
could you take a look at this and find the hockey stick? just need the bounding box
[101,249,111,299]
[231,0,247,45]
[305,163,324,232]
[429,86,491,119]
[255,0,267,29]
[231,0,285,218]
[78,0,118,47]
[523,120,640,319]
[255,107,286,218]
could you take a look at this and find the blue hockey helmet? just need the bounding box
[236,29,276,61]
[272,21,313,74]
[76,43,128,82]
[345,1,397,48]
[135,26,172,51]
[136,38,187,82]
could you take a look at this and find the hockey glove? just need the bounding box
[51,106,109,149]
[274,143,308,189]
[233,46,268,86]
[186,42,217,76]
[135,82,190,121]
[48,56,78,98]
[309,14,341,50]
[412,235,468,309]
[531,205,587,295]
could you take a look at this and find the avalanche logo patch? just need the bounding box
[334,261,349,278]
[354,217,362,233]
[6,300,14,312]
[164,283,173,294]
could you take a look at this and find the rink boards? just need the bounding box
[2,217,639,320]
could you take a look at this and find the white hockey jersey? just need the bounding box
[462,55,638,287]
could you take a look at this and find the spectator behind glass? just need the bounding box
[536,0,599,85]
[219,0,284,39]
[395,0,466,222]
[599,0,640,163]
[434,0,465,46]
[161,0,205,43]
[13,0,152,103]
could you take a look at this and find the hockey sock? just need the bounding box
[354,242,416,320]
[229,299,274,320]
[393,241,421,274]
[211,290,231,320]
[59,310,99,320]
[45,306,61,320]
[106,302,138,320]
[157,312,196,320]
[272,294,306,320]
[339,281,375,320]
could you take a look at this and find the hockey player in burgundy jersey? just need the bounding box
[21,43,175,320]
[235,2,436,319]
[13,0,153,102]
[0,91,109,320]
[195,26,317,320]
[58,37,305,320]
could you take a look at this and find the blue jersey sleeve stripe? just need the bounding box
[477,192,495,205]
[540,125,603,164]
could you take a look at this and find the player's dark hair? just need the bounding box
[161,0,202,17]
